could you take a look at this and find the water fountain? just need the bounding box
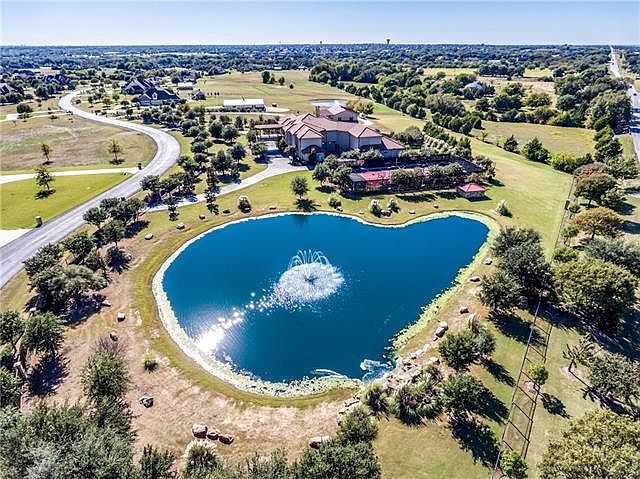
[272,250,344,305]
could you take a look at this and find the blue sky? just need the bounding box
[2,1,639,45]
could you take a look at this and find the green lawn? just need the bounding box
[187,70,358,114]
[618,133,637,160]
[524,68,553,78]
[0,173,130,228]
[472,121,596,156]
[0,114,156,171]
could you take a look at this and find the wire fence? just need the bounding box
[491,300,553,478]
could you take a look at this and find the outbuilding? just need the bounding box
[456,182,486,199]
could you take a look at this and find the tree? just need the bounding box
[503,135,519,153]
[229,142,246,162]
[141,175,161,202]
[261,70,273,84]
[292,440,381,479]
[102,220,126,248]
[478,269,525,313]
[572,207,622,239]
[23,312,64,357]
[83,207,109,230]
[41,143,52,163]
[62,231,95,263]
[251,141,267,160]
[221,125,238,143]
[560,224,579,246]
[562,336,595,373]
[553,257,637,332]
[539,410,640,479]
[574,173,617,206]
[139,445,177,479]
[208,120,223,139]
[588,351,640,410]
[438,329,480,371]
[0,368,21,408]
[491,226,541,257]
[361,381,390,416]
[34,164,55,192]
[82,340,129,401]
[584,237,640,277]
[290,176,309,199]
[439,373,484,419]
[332,165,352,191]
[0,309,24,357]
[500,450,528,479]
[588,90,632,131]
[499,241,551,294]
[527,362,549,390]
[521,137,550,163]
[278,76,285,86]
[312,162,331,185]
[107,139,123,164]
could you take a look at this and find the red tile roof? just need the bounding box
[457,182,486,193]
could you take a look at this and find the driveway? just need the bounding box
[0,91,181,288]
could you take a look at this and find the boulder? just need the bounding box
[138,395,154,408]
[433,326,447,338]
[336,206,343,212]
[408,209,416,214]
[206,429,220,441]
[425,356,440,367]
[469,276,481,282]
[109,331,118,342]
[218,433,234,445]
[144,234,154,240]
[433,204,439,209]
[309,436,331,449]
[192,424,208,439]
[269,205,277,210]
[222,209,231,215]
[199,214,206,220]
[484,257,493,265]
[176,223,185,230]
[116,312,126,322]
[459,306,469,314]
[438,321,449,331]
[28,307,38,315]
[102,300,112,307]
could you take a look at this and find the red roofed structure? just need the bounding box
[456,182,487,199]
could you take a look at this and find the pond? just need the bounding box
[160,213,489,387]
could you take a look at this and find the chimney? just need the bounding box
[314,105,321,116]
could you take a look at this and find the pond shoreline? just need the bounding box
[152,210,497,397]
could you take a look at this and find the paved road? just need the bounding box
[0,167,138,185]
[610,48,640,163]
[0,91,181,288]
[151,141,306,211]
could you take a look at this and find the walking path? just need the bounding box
[0,91,181,288]
[0,167,138,185]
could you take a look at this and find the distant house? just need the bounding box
[41,73,71,85]
[222,98,266,112]
[315,104,358,122]
[177,81,194,90]
[0,83,16,95]
[136,87,180,106]
[122,76,156,95]
[191,89,206,100]
[456,182,486,199]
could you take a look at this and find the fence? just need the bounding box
[491,300,553,478]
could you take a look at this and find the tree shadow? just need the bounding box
[436,191,457,200]
[124,219,149,238]
[316,185,335,194]
[35,189,56,199]
[489,312,538,344]
[474,383,509,422]
[107,246,131,273]
[29,354,69,397]
[296,198,317,212]
[449,417,499,467]
[622,220,640,235]
[541,393,570,418]
[482,358,515,386]
[397,192,436,203]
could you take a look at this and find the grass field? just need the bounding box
[188,70,356,113]
[422,67,477,77]
[0,173,130,229]
[472,121,596,156]
[0,114,156,172]
[524,68,553,78]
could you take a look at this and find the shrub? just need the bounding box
[496,199,511,217]
[183,439,220,478]
[328,194,342,209]
[142,350,157,371]
[369,200,382,216]
[387,198,399,212]
[500,450,528,479]
[553,246,579,263]
[237,195,251,212]
[567,202,581,214]
[336,405,378,444]
[438,329,479,371]
[527,362,549,387]
[362,381,390,416]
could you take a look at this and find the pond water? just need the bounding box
[162,214,488,383]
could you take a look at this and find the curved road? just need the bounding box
[0,91,181,288]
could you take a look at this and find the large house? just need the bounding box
[122,76,156,95]
[136,87,180,106]
[278,111,404,162]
